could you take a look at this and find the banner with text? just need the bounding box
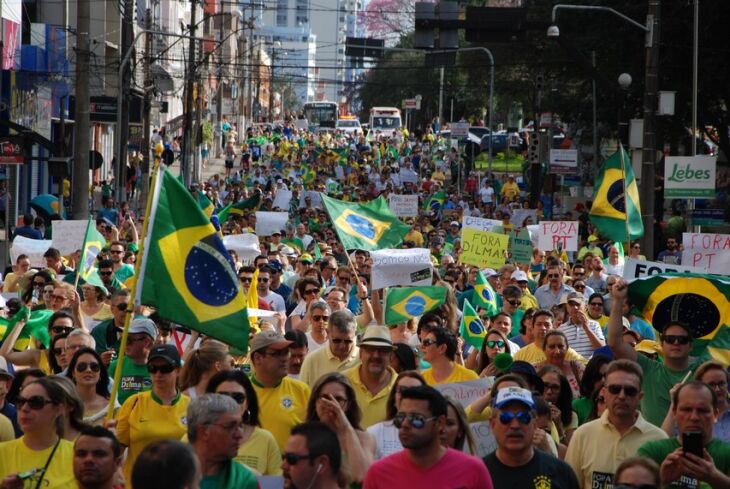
[509,228,533,263]
[664,156,717,198]
[681,233,730,274]
[460,229,509,269]
[388,194,419,217]
[434,378,494,407]
[222,233,261,263]
[462,216,502,233]
[623,258,706,281]
[371,248,432,289]
[255,212,290,236]
[537,221,579,252]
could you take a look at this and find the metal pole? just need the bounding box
[438,66,444,125]
[140,10,152,211]
[691,0,698,157]
[182,0,197,188]
[215,17,224,158]
[71,0,90,218]
[592,50,599,173]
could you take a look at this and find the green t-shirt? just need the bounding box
[638,438,730,489]
[637,354,706,427]
[114,263,135,284]
[200,460,258,489]
[510,309,525,338]
[109,357,151,405]
[572,396,593,426]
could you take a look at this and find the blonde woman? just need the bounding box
[180,339,234,398]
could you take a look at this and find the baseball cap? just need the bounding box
[449,221,460,227]
[359,326,395,349]
[494,386,535,409]
[128,317,158,341]
[250,330,292,355]
[508,361,544,393]
[482,268,499,278]
[272,230,282,236]
[0,368,13,380]
[148,344,181,367]
[268,260,283,272]
[562,291,585,306]
[299,253,314,264]
[511,270,529,282]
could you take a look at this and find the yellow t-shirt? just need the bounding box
[422,363,479,386]
[115,390,191,486]
[252,376,311,451]
[501,181,520,201]
[0,437,76,488]
[235,426,282,475]
[0,414,14,442]
[404,229,424,247]
[344,365,397,428]
[299,344,360,387]
[513,343,587,365]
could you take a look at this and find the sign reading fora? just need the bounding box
[664,156,716,198]
[0,136,24,164]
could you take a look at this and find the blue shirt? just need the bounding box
[97,207,119,226]
[630,317,656,340]
[0,402,21,438]
[13,226,43,240]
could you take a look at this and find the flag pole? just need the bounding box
[618,143,632,250]
[73,218,93,290]
[106,159,162,420]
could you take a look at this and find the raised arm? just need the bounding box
[607,278,637,361]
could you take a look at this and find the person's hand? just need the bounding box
[101,349,115,366]
[481,363,500,377]
[611,278,629,303]
[659,448,685,486]
[681,449,724,485]
[456,336,464,357]
[667,383,682,410]
[102,418,118,435]
[110,225,120,242]
[549,404,562,425]
[0,474,23,489]
[575,310,590,329]
[532,428,551,452]
[356,281,368,300]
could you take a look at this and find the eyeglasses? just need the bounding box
[312,315,329,322]
[32,281,46,288]
[147,363,176,374]
[589,302,603,307]
[662,334,691,345]
[239,276,253,283]
[116,303,129,312]
[50,294,68,302]
[337,276,350,281]
[76,362,101,373]
[16,396,57,410]
[543,383,561,391]
[259,277,270,283]
[498,410,532,425]
[304,288,319,295]
[330,338,353,345]
[486,340,505,349]
[282,452,315,465]
[421,339,437,347]
[606,384,640,397]
[393,412,437,429]
[506,299,522,306]
[51,325,74,335]
[218,391,246,404]
[318,394,349,406]
[100,271,113,276]
[110,249,124,254]
[574,285,585,290]
[707,381,728,390]
[547,274,560,278]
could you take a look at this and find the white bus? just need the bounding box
[369,107,402,138]
[303,101,338,132]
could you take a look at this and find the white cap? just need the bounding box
[482,268,499,278]
[511,270,529,282]
[494,387,535,409]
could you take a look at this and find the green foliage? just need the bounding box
[201,120,213,146]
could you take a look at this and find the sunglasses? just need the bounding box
[33,282,46,287]
[486,340,505,349]
[76,361,101,373]
[393,412,436,429]
[312,315,329,322]
[606,384,639,397]
[282,452,315,465]
[304,289,319,296]
[421,339,437,347]
[52,347,64,355]
[662,334,691,345]
[147,363,176,374]
[110,250,124,254]
[498,410,532,425]
[100,271,113,276]
[50,295,68,302]
[218,391,246,404]
[239,276,253,283]
[337,276,350,281]
[51,326,74,334]
[116,303,129,312]
[506,299,522,306]
[543,382,561,391]
[16,395,56,410]
[330,338,353,345]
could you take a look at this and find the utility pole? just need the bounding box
[71,0,90,218]
[438,66,444,125]
[215,16,224,158]
[268,45,275,121]
[114,0,134,203]
[182,0,197,188]
[140,9,152,209]
[640,0,660,259]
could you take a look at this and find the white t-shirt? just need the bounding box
[260,290,286,313]
[367,420,403,460]
[305,332,327,352]
[479,186,495,204]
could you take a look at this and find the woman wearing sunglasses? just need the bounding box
[472,329,512,378]
[0,377,76,487]
[20,270,54,308]
[205,369,282,475]
[114,344,191,485]
[421,327,478,386]
[65,347,117,425]
[305,372,375,483]
[289,277,322,331]
[536,330,584,399]
[538,365,578,446]
[49,333,69,374]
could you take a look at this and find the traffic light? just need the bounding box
[414,3,436,49]
[415,1,460,50]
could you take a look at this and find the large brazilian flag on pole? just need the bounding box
[320,193,410,250]
[139,169,250,352]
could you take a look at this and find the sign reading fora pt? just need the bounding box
[664,156,716,198]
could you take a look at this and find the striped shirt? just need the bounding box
[558,319,605,359]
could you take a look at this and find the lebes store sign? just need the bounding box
[664,156,716,198]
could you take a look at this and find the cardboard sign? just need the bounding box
[434,378,493,407]
[537,221,579,252]
[509,228,533,264]
[51,220,90,255]
[509,209,537,227]
[460,229,508,268]
[271,189,292,210]
[222,233,261,263]
[371,248,432,290]
[469,421,498,458]
[462,216,502,233]
[388,194,419,218]
[399,168,418,184]
[681,232,730,274]
[255,212,290,237]
[11,236,53,267]
[622,258,706,280]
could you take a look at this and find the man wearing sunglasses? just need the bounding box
[535,265,575,309]
[557,291,605,359]
[108,317,157,405]
[299,310,359,387]
[485,386,579,489]
[108,241,135,284]
[566,360,667,489]
[91,289,130,364]
[364,385,492,489]
[282,422,343,489]
[607,278,710,427]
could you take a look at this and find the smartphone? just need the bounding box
[682,431,703,457]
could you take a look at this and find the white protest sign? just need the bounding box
[370,248,432,290]
[469,421,498,458]
[272,189,292,210]
[462,215,502,232]
[549,149,578,174]
[433,378,493,408]
[510,209,537,227]
[537,221,579,252]
[399,168,418,184]
[299,191,322,208]
[255,212,290,237]
[681,232,730,274]
[11,236,53,267]
[388,194,419,217]
[222,233,261,263]
[526,224,540,246]
[623,258,706,281]
[51,220,89,255]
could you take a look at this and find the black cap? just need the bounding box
[148,344,181,367]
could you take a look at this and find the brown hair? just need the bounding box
[605,359,644,386]
[180,340,230,391]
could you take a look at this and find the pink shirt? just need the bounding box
[363,448,493,489]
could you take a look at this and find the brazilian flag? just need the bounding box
[321,194,410,251]
[302,167,316,185]
[460,299,486,349]
[282,237,305,252]
[197,192,214,218]
[629,272,730,363]
[384,286,447,326]
[590,146,644,242]
[0,307,52,350]
[473,271,499,315]
[79,219,106,288]
[140,169,250,352]
[217,193,261,225]
[424,191,446,212]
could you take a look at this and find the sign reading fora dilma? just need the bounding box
[664,156,716,198]
[0,136,24,164]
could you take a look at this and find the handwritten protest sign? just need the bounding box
[434,378,493,407]
[623,258,706,281]
[222,233,261,263]
[509,228,533,263]
[255,212,289,236]
[272,190,292,210]
[462,216,502,233]
[388,194,419,217]
[51,220,89,255]
[460,229,508,269]
[371,248,432,289]
[470,422,498,458]
[682,233,730,274]
[11,236,52,267]
[537,221,579,252]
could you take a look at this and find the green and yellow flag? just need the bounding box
[384,286,447,326]
[460,299,486,349]
[0,307,52,349]
[216,193,261,225]
[139,169,250,352]
[79,219,106,288]
[424,191,446,212]
[590,146,644,242]
[473,271,499,315]
[321,194,410,251]
[197,192,214,218]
